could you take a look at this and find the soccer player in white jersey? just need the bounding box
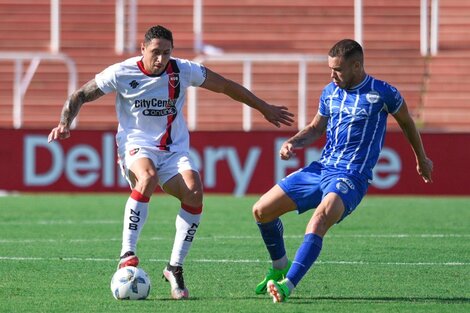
[48,25,294,300]
[252,39,434,303]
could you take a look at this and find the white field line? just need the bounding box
[0,256,467,266]
[0,234,468,244]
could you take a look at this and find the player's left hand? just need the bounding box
[279,141,296,160]
[262,104,295,128]
[417,157,433,183]
[48,123,71,142]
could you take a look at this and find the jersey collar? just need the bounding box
[137,58,169,77]
[347,74,370,91]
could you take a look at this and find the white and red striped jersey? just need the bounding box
[95,56,207,154]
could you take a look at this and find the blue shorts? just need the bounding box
[278,162,369,221]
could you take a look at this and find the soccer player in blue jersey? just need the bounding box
[252,39,434,303]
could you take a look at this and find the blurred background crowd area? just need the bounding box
[0,0,469,132]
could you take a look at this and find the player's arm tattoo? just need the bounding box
[288,114,327,148]
[291,138,308,147]
[288,129,312,148]
[60,79,105,127]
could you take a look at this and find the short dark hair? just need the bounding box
[144,25,174,47]
[329,39,363,62]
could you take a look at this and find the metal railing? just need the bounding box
[194,0,440,58]
[7,1,440,130]
[49,0,138,55]
[420,0,439,56]
[48,0,441,56]
[0,52,78,129]
[189,53,326,131]
[115,0,138,54]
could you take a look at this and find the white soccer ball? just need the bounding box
[110,266,151,300]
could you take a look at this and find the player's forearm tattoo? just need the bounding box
[60,80,104,126]
[289,128,313,148]
[60,96,82,126]
[290,137,308,147]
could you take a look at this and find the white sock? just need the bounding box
[169,207,202,266]
[284,278,295,293]
[273,255,289,270]
[120,191,149,256]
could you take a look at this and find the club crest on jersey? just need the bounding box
[366,91,380,104]
[168,73,180,88]
[129,148,140,156]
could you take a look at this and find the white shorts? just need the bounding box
[118,146,197,189]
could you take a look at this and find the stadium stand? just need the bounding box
[0,0,468,131]
[421,0,470,132]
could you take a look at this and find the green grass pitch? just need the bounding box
[0,194,469,313]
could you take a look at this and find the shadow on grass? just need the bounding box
[291,295,470,305]
[193,295,469,305]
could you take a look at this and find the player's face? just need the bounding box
[141,37,173,75]
[328,56,359,89]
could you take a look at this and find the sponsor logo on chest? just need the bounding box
[134,98,178,117]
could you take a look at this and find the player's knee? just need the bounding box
[308,211,331,236]
[181,188,203,214]
[314,212,328,226]
[136,171,158,190]
[185,188,203,206]
[252,201,269,223]
[178,182,203,208]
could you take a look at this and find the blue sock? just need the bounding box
[257,218,286,261]
[286,233,323,287]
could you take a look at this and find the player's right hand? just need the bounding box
[48,124,71,142]
[280,142,296,160]
[417,156,433,183]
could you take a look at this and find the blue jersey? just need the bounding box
[318,75,403,180]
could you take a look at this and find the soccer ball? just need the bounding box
[110,266,151,300]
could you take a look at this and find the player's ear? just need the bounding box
[353,60,361,72]
[140,42,146,54]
